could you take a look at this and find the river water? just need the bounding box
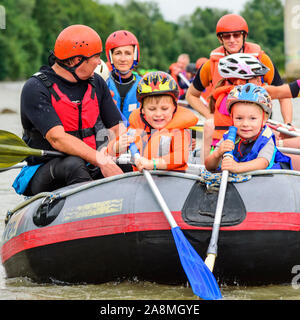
[1,81,300,301]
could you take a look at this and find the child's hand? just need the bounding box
[217,139,234,157]
[114,134,135,154]
[221,156,239,173]
[135,157,154,172]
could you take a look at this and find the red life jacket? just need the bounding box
[35,72,100,149]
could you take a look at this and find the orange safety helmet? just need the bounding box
[216,14,249,36]
[105,30,140,69]
[54,24,102,60]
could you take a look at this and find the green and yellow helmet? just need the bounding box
[136,71,179,103]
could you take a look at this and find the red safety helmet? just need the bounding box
[105,30,140,69]
[54,25,102,60]
[216,14,249,36]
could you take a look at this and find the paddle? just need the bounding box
[278,147,300,155]
[0,130,63,169]
[267,119,300,133]
[205,126,237,272]
[128,142,222,300]
[267,123,300,137]
[178,72,208,106]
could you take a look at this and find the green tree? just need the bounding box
[0,0,287,80]
[1,0,42,80]
[241,0,284,70]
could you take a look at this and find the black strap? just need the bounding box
[215,125,230,130]
[67,127,96,139]
[88,77,96,99]
[33,72,61,101]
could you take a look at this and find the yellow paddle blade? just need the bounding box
[0,130,43,168]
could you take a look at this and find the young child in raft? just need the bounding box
[107,71,198,172]
[205,83,292,173]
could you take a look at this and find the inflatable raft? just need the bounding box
[1,167,300,286]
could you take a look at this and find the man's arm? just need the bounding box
[278,98,293,124]
[186,84,212,119]
[46,126,123,177]
[262,54,294,124]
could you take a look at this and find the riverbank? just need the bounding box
[0,81,24,114]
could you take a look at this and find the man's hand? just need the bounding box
[96,147,123,177]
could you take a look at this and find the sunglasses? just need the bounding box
[220,32,244,40]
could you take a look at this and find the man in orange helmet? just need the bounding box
[14,25,126,196]
[186,13,293,163]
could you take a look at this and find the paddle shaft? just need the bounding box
[205,126,237,271]
[142,168,177,228]
[178,73,208,106]
[278,147,300,155]
[0,144,63,157]
[267,124,300,137]
[206,169,229,253]
[267,119,300,133]
[129,143,177,227]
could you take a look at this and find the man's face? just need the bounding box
[177,57,189,72]
[218,31,245,54]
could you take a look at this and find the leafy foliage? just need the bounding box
[0,0,286,80]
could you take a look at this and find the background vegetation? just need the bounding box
[0,0,285,80]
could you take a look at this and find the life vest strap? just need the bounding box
[215,125,230,130]
[67,127,96,139]
[33,72,61,101]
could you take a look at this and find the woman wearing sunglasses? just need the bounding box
[186,13,293,162]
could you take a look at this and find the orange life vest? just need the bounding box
[210,42,264,89]
[128,106,198,171]
[212,85,234,141]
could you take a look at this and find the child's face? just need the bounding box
[231,102,267,140]
[142,96,176,129]
[231,77,262,86]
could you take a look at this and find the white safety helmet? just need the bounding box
[94,59,110,81]
[218,53,269,79]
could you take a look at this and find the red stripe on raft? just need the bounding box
[2,211,300,263]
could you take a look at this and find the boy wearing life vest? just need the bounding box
[108,71,198,172]
[205,84,292,173]
[211,53,270,146]
[200,53,270,162]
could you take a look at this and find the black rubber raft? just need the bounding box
[1,168,300,286]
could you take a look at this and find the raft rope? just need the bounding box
[5,167,300,223]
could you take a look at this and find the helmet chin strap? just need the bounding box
[113,67,133,84]
[57,57,87,82]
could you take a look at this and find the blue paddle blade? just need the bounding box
[171,226,222,300]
